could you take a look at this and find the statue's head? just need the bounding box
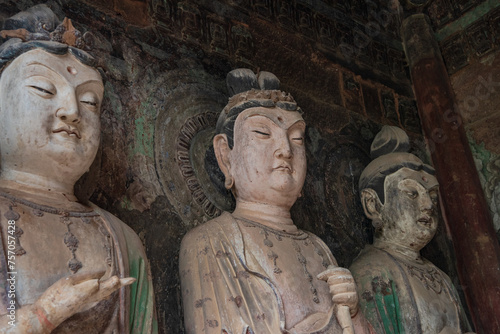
[0,5,103,186]
[359,126,439,250]
[213,69,306,210]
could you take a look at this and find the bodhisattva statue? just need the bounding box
[349,126,474,334]
[180,69,374,334]
[0,5,156,333]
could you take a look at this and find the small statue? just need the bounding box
[179,69,374,333]
[349,126,474,334]
[0,5,156,333]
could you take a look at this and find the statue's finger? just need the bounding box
[317,267,341,280]
[326,273,354,286]
[72,278,100,297]
[98,275,121,292]
[332,292,358,306]
[119,277,136,287]
[329,282,356,295]
[66,270,106,285]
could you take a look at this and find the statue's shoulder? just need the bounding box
[88,202,146,251]
[181,211,239,249]
[350,245,393,275]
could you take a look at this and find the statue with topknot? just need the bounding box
[180,68,374,333]
[0,5,157,333]
[349,125,474,334]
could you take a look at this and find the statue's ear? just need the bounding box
[213,133,233,189]
[361,188,382,221]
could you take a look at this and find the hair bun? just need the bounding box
[226,68,259,96]
[370,125,410,159]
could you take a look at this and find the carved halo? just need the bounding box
[154,69,234,227]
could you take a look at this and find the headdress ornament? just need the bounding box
[0,4,94,71]
[216,68,302,148]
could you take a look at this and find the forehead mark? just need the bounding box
[67,66,78,75]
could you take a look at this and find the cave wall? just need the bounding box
[2,0,497,332]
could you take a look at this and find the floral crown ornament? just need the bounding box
[0,4,95,72]
[216,68,303,148]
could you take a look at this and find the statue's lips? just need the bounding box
[53,127,81,139]
[273,165,292,173]
[417,217,432,226]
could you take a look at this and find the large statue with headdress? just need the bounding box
[179,69,374,334]
[349,126,474,334]
[0,5,156,333]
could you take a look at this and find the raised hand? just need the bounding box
[33,271,135,331]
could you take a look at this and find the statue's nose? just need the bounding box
[274,135,293,159]
[419,193,434,211]
[56,91,80,124]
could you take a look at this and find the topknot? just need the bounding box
[370,125,411,159]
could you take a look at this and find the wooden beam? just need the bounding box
[401,14,500,334]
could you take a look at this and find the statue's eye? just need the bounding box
[253,130,270,137]
[405,191,418,199]
[80,92,100,110]
[81,100,98,107]
[30,85,54,96]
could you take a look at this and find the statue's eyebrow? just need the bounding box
[245,113,305,129]
[26,61,55,72]
[25,61,103,90]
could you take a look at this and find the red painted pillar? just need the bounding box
[401,14,500,334]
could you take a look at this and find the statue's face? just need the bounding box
[380,167,439,250]
[0,49,103,180]
[229,106,306,208]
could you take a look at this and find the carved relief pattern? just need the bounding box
[178,2,203,42]
[439,5,500,74]
[426,0,454,29]
[315,13,336,50]
[466,20,494,57]
[231,24,254,64]
[149,0,497,82]
[296,4,315,38]
[276,0,295,31]
[405,264,444,294]
[292,240,320,304]
[176,112,221,218]
[148,0,408,81]
[152,0,174,34]
[62,216,83,274]
[398,98,421,134]
[207,14,228,55]
[251,0,274,19]
[441,34,469,74]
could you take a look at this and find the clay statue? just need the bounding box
[179,69,374,333]
[349,126,474,334]
[0,5,156,333]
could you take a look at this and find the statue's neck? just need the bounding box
[232,200,297,233]
[0,170,76,197]
[0,178,81,210]
[374,238,423,263]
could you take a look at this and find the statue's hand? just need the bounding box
[317,266,359,317]
[33,271,135,330]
